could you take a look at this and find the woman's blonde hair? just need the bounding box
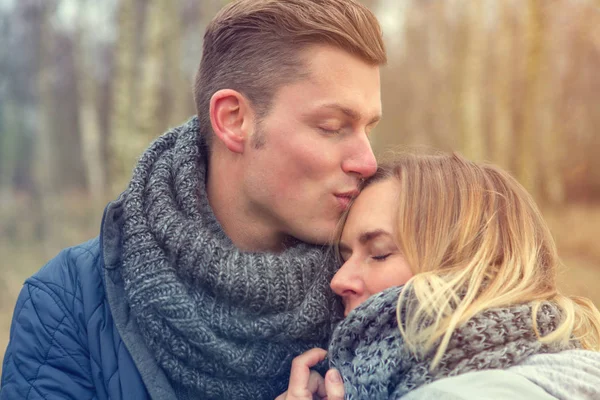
[351,152,600,369]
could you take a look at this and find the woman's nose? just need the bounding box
[330,260,364,298]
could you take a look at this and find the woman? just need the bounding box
[279,152,600,400]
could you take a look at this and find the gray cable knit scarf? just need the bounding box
[118,117,342,399]
[329,286,578,400]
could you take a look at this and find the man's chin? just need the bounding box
[291,225,337,246]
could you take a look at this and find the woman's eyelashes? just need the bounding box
[369,241,398,262]
[338,242,397,263]
[371,253,392,261]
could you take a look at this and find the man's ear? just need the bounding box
[209,89,254,154]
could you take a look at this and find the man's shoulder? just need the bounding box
[26,237,104,305]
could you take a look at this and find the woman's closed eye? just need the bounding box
[372,253,392,261]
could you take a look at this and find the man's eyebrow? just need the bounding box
[319,103,381,125]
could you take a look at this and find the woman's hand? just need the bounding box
[275,348,345,400]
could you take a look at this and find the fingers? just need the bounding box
[287,348,328,395]
[277,348,329,400]
[308,370,327,398]
[275,368,345,400]
[325,369,345,400]
[274,371,325,400]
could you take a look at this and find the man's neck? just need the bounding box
[206,152,287,253]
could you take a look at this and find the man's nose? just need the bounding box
[341,134,377,179]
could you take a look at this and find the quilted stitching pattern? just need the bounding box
[1,238,148,399]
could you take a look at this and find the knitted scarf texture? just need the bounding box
[118,117,342,399]
[329,286,577,400]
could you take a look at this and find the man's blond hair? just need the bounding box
[194,0,387,145]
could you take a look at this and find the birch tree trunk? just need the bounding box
[516,0,543,198]
[166,1,191,126]
[491,0,514,170]
[137,0,167,142]
[537,6,564,206]
[110,0,137,193]
[461,0,486,161]
[74,4,106,205]
[33,1,58,255]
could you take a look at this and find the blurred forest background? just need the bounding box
[1,0,600,372]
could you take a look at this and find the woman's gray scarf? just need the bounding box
[118,117,342,399]
[329,286,578,399]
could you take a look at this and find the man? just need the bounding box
[1,0,386,399]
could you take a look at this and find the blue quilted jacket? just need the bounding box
[1,199,178,399]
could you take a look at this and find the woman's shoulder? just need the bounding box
[397,369,557,400]
[509,349,600,400]
[399,350,600,400]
